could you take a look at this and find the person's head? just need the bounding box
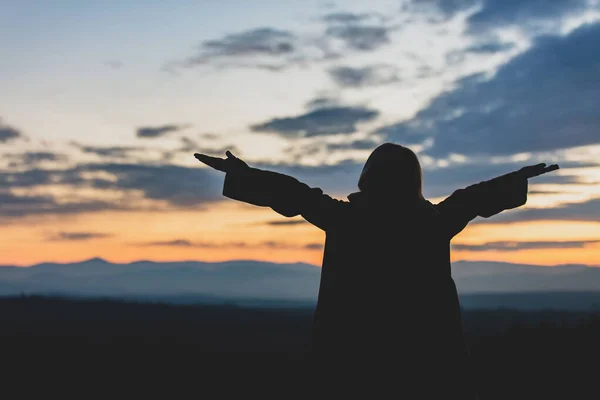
[358,143,423,201]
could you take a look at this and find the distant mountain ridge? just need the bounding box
[1,258,599,309]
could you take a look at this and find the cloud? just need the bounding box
[466,0,591,34]
[446,40,516,64]
[0,162,226,218]
[169,10,398,73]
[325,25,391,51]
[136,124,186,138]
[173,27,307,72]
[5,152,67,167]
[473,197,600,224]
[137,239,322,250]
[325,139,381,151]
[282,137,381,161]
[328,65,400,87]
[251,156,581,201]
[421,159,593,198]
[250,106,379,137]
[304,243,324,250]
[0,190,120,219]
[411,0,593,34]
[452,239,600,251]
[200,28,295,58]
[48,232,113,241]
[141,239,196,247]
[263,220,308,226]
[252,159,365,194]
[378,22,600,157]
[75,143,144,159]
[0,120,22,143]
[305,96,341,111]
[465,41,516,53]
[78,163,225,207]
[322,12,376,24]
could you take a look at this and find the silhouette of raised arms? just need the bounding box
[194,151,345,230]
[435,162,559,237]
[195,151,559,235]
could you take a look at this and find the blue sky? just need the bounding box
[1,0,600,266]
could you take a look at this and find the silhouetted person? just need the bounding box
[195,144,558,398]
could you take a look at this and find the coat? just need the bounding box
[222,164,528,397]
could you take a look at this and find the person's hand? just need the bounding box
[517,163,560,179]
[194,151,248,173]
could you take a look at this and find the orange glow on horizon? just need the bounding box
[1,205,599,268]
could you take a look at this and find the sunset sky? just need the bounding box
[1,0,600,267]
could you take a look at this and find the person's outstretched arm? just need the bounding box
[195,151,347,231]
[434,163,559,238]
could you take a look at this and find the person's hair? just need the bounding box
[357,143,423,201]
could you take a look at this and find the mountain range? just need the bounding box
[1,258,600,310]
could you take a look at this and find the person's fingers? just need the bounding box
[521,163,560,178]
[194,153,227,172]
[518,163,545,178]
[225,150,249,168]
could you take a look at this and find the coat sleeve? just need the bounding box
[222,165,347,231]
[434,170,528,239]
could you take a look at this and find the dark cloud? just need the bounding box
[0,120,22,143]
[305,97,341,111]
[466,0,591,33]
[0,162,226,217]
[410,0,592,33]
[250,106,379,137]
[473,197,600,224]
[78,163,224,207]
[328,65,400,87]
[422,159,594,198]
[446,41,515,64]
[379,22,600,157]
[5,152,67,167]
[175,27,302,72]
[325,139,381,151]
[322,9,393,52]
[452,239,600,252]
[200,28,295,58]
[322,12,375,24]
[48,232,113,241]
[76,144,144,158]
[263,220,308,226]
[141,239,196,247]
[304,243,325,250]
[136,124,185,138]
[0,190,120,219]
[170,11,397,73]
[252,156,589,202]
[325,25,391,51]
[253,159,364,195]
[403,0,476,17]
[466,41,515,53]
[283,138,380,160]
[137,239,321,250]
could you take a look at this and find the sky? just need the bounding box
[1,0,600,267]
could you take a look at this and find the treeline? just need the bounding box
[0,295,598,398]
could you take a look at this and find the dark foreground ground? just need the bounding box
[0,295,598,398]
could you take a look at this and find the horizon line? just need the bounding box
[2,257,599,269]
